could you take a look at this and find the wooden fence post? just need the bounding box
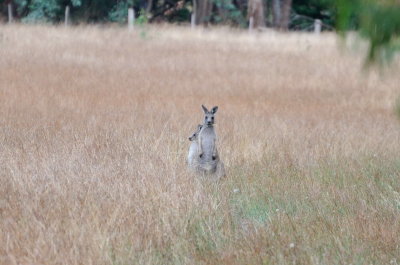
[314,19,321,34]
[65,6,70,26]
[191,13,196,29]
[8,3,13,23]
[249,16,254,33]
[128,8,135,31]
[191,0,197,28]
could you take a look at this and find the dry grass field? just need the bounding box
[1,24,400,265]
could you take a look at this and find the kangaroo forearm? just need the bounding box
[212,138,217,156]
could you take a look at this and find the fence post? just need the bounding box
[314,19,321,34]
[65,6,70,26]
[249,16,254,33]
[128,8,135,31]
[191,13,196,29]
[191,0,196,29]
[8,3,13,23]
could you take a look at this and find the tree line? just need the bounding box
[1,0,399,64]
[0,0,334,31]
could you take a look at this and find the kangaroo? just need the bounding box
[196,105,226,179]
[187,124,202,168]
[198,105,218,160]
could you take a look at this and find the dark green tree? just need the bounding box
[336,0,400,64]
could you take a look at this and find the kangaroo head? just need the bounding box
[189,124,203,141]
[201,105,218,127]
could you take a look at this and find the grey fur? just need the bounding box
[188,105,226,180]
[187,124,202,167]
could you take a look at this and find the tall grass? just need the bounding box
[0,25,399,265]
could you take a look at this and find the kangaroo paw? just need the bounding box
[199,153,203,158]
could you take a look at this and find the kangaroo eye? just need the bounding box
[212,117,214,120]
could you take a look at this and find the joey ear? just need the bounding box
[211,106,218,114]
[201,105,208,113]
[198,124,203,130]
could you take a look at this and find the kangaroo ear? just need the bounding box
[202,105,208,113]
[211,106,218,114]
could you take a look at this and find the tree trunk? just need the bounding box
[272,0,281,28]
[146,0,154,14]
[247,0,265,29]
[195,0,213,25]
[279,0,291,30]
[205,0,213,25]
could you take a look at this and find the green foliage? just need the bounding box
[166,8,191,23]
[136,9,148,26]
[361,3,400,63]
[21,0,62,23]
[292,0,335,30]
[76,0,118,22]
[13,0,29,17]
[10,0,84,23]
[71,0,82,7]
[108,1,132,23]
[335,0,356,32]
[213,0,246,26]
[336,0,400,64]
[136,9,149,39]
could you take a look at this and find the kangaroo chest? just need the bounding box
[200,127,216,154]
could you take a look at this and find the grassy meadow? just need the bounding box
[0,25,399,264]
